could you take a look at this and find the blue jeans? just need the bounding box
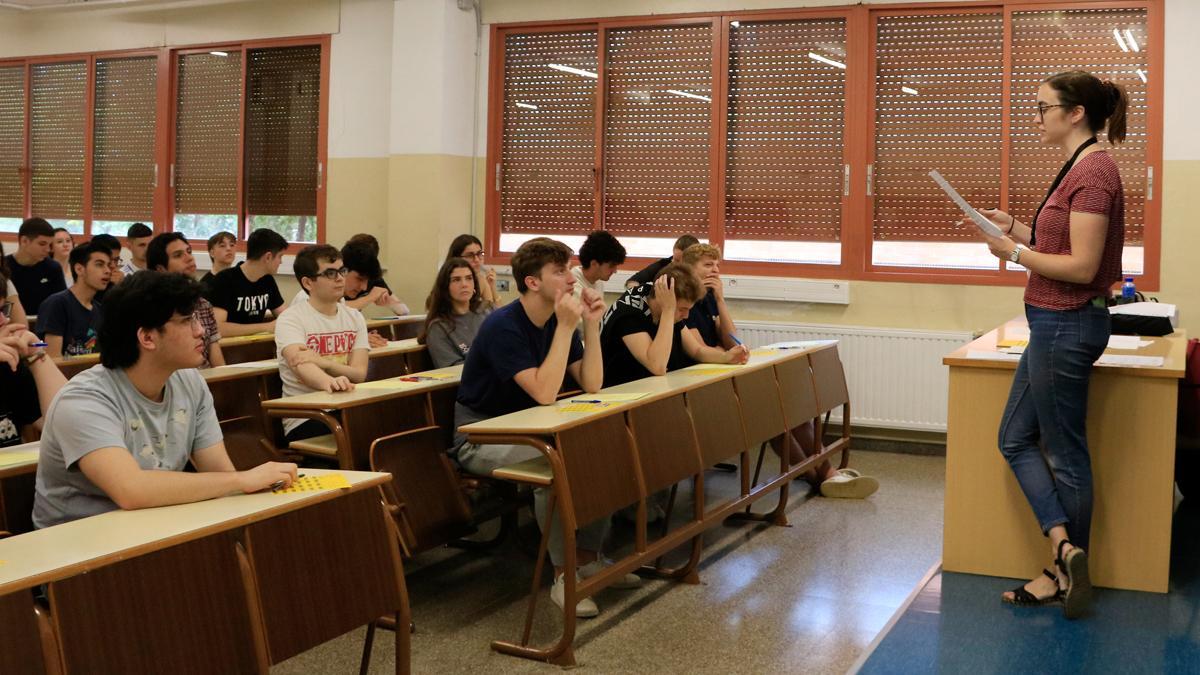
[998,303,1110,551]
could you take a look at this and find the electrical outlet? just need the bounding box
[496,278,511,292]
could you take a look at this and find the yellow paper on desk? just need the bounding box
[354,378,418,390]
[569,393,648,403]
[750,348,777,356]
[681,364,746,376]
[0,449,39,468]
[273,473,352,494]
[996,339,1028,348]
[557,402,611,413]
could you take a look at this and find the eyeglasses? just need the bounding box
[171,312,201,327]
[309,266,349,281]
[1036,103,1070,120]
[461,251,485,261]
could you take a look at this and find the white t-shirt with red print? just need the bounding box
[274,298,368,434]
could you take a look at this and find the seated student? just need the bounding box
[342,240,409,315]
[119,222,153,276]
[680,243,739,351]
[1,242,31,329]
[445,234,497,306]
[146,233,225,368]
[600,263,749,388]
[201,231,237,289]
[453,238,634,618]
[207,228,288,337]
[571,230,626,304]
[51,227,75,289]
[419,257,492,368]
[0,322,67,446]
[89,233,125,300]
[275,245,369,443]
[625,234,700,289]
[32,272,298,529]
[36,242,110,359]
[3,217,67,315]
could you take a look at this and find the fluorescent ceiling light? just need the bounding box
[547,63,597,79]
[1113,28,1129,52]
[901,86,919,95]
[1136,68,1147,83]
[1124,29,1140,52]
[209,50,229,57]
[666,89,711,103]
[808,52,846,69]
[515,102,538,110]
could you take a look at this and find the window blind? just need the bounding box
[603,24,713,238]
[499,30,598,236]
[1009,8,1149,245]
[244,45,320,218]
[92,56,157,223]
[0,66,25,220]
[30,60,87,220]
[174,51,242,217]
[725,18,846,243]
[872,13,1004,243]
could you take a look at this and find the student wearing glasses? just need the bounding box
[32,272,297,529]
[967,71,1129,618]
[274,245,369,443]
[146,233,225,368]
[445,234,497,306]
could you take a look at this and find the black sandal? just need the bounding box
[1056,539,1092,619]
[1002,568,1062,607]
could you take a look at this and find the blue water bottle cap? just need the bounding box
[1125,277,1134,282]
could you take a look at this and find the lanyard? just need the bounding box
[1030,136,1097,247]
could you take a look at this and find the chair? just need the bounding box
[685,378,750,516]
[809,345,852,469]
[0,592,49,675]
[729,366,790,524]
[220,415,295,470]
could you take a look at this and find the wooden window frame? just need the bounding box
[0,35,329,255]
[485,0,1164,289]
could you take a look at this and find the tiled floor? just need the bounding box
[273,450,946,673]
[859,497,1200,674]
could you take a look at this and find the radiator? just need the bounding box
[738,321,973,432]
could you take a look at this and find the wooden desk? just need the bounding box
[262,365,462,469]
[0,468,410,674]
[0,442,39,535]
[460,345,846,665]
[52,353,99,380]
[218,332,277,364]
[367,338,429,380]
[367,314,425,341]
[942,319,1187,592]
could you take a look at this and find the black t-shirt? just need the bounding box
[206,263,284,324]
[454,299,583,446]
[626,256,672,288]
[686,289,721,348]
[599,283,693,387]
[4,254,67,315]
[35,290,102,356]
[0,363,40,447]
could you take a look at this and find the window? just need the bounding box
[0,37,328,246]
[487,1,1162,287]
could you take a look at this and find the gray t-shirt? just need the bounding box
[33,365,224,529]
[425,306,491,369]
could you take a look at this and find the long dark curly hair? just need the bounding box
[419,257,482,345]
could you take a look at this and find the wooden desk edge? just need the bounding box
[0,471,391,596]
[261,377,459,411]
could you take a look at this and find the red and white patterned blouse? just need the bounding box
[1024,151,1125,311]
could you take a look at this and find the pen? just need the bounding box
[729,334,743,347]
[32,341,48,348]
[571,399,602,404]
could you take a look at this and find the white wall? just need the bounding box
[329,0,395,159]
[1162,0,1199,160]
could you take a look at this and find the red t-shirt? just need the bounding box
[1024,151,1125,311]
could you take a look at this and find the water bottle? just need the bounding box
[1121,277,1136,303]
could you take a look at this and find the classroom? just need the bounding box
[1,0,1196,672]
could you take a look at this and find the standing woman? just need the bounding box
[418,257,492,368]
[52,228,74,289]
[974,71,1128,619]
[446,234,497,306]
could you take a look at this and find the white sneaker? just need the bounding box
[550,573,599,618]
[579,557,644,590]
[819,468,879,499]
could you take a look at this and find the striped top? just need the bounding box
[1025,151,1125,311]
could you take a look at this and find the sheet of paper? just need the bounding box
[354,379,421,390]
[567,393,648,403]
[681,365,748,376]
[965,349,1021,362]
[221,359,277,368]
[0,449,39,468]
[273,473,352,494]
[750,348,778,356]
[557,402,612,413]
[1000,345,1025,355]
[1096,354,1164,367]
[929,170,1005,238]
[764,339,838,350]
[996,339,1028,348]
[1106,335,1152,350]
[1109,301,1177,318]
